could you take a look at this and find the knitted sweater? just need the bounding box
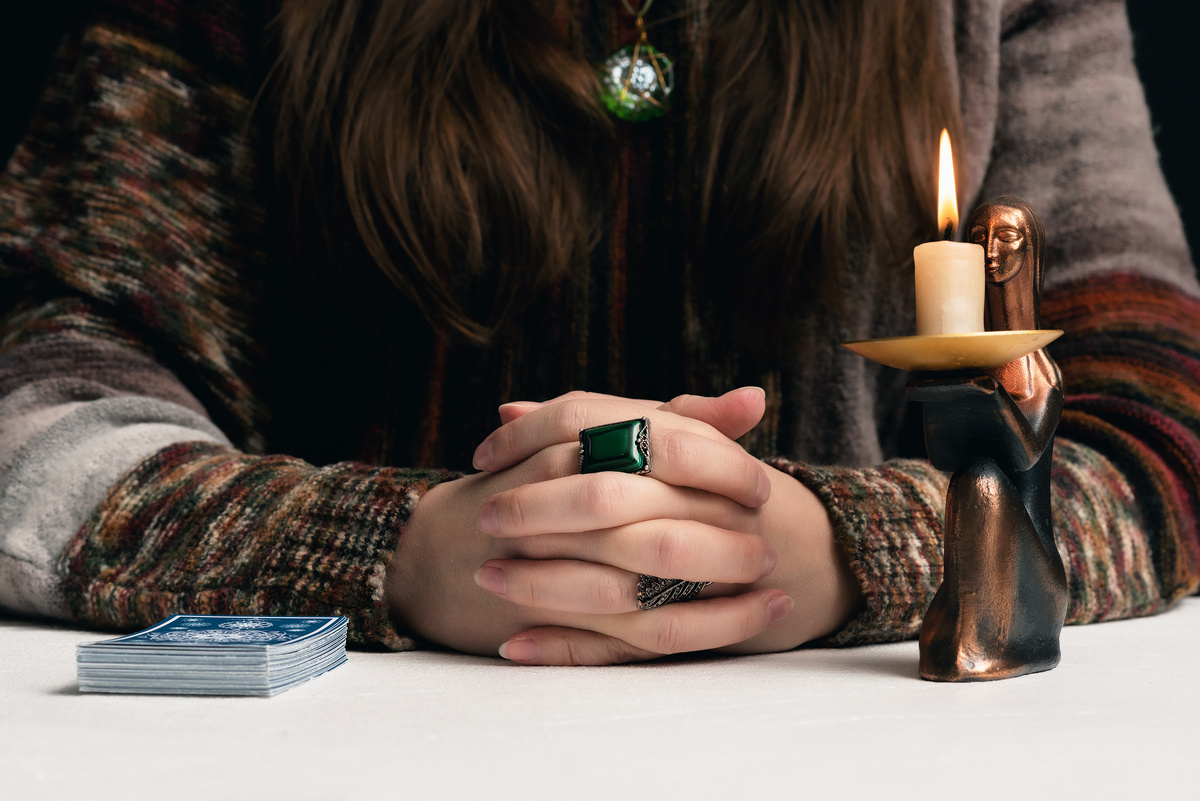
[0,0,1196,650]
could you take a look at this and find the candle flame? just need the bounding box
[937,128,958,239]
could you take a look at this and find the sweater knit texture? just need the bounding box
[0,0,1197,650]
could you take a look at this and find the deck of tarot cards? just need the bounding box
[77,615,348,696]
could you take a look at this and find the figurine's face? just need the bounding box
[970,207,1029,283]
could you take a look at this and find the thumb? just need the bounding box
[498,627,657,666]
[659,386,766,441]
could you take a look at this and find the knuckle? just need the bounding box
[582,474,626,519]
[556,400,590,437]
[492,417,520,457]
[501,489,530,531]
[661,429,700,473]
[658,393,689,413]
[522,573,542,608]
[561,636,582,665]
[735,533,766,580]
[594,572,628,611]
[740,458,764,494]
[653,611,690,655]
[653,525,691,577]
[518,568,547,606]
[739,602,765,641]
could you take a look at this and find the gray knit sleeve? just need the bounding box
[978,0,1195,293]
[0,330,228,618]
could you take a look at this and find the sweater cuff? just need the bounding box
[59,441,460,650]
[765,457,948,646]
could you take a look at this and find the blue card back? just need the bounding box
[93,615,345,647]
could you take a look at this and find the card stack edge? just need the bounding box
[76,615,349,697]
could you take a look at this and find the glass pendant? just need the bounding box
[598,34,675,122]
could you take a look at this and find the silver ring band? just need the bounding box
[636,575,710,610]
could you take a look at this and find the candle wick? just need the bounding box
[941,221,955,241]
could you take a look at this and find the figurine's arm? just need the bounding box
[992,349,1064,461]
[906,353,1061,473]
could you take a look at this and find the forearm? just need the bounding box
[767,457,948,646]
[64,439,453,648]
[1045,274,1200,618]
[0,300,230,618]
[0,298,460,646]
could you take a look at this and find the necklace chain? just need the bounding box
[619,0,655,19]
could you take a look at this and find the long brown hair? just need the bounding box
[272,0,962,346]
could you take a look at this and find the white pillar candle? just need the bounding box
[913,129,986,336]
[914,240,985,335]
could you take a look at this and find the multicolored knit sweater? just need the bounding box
[0,0,1196,650]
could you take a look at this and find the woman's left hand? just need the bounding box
[470,388,862,664]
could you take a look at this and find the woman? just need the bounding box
[0,0,1196,666]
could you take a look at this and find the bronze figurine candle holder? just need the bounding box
[844,196,1068,682]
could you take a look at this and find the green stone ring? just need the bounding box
[579,417,652,475]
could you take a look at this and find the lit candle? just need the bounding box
[914,130,985,335]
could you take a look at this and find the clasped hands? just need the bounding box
[386,387,860,665]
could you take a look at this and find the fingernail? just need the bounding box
[759,547,778,580]
[747,386,766,398]
[472,440,493,471]
[498,401,542,426]
[478,500,500,535]
[474,564,507,595]
[498,401,543,411]
[499,638,540,663]
[755,471,771,506]
[766,595,793,626]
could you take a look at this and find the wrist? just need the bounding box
[720,463,861,652]
[384,478,455,642]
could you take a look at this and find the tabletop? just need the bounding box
[3,599,1198,800]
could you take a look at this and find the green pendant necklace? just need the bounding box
[598,0,675,122]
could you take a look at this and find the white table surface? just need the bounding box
[3,600,1198,801]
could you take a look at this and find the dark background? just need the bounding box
[0,2,1196,258]
[1126,0,1199,258]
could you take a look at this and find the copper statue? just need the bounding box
[907,196,1068,681]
